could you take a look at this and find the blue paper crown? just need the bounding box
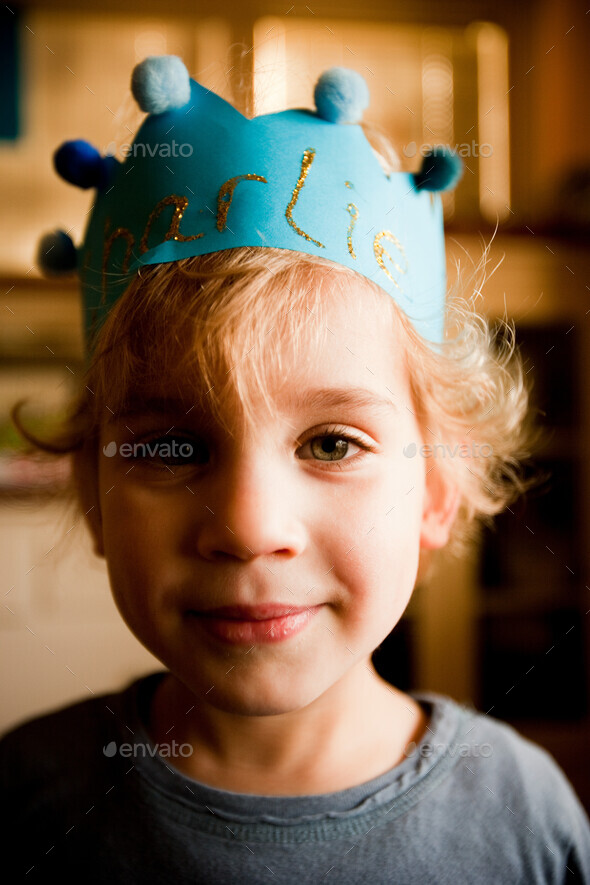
[39,57,462,347]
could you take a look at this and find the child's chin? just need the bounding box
[220,683,321,717]
[216,697,304,717]
[196,670,329,718]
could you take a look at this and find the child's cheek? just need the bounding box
[316,466,425,617]
[98,484,176,614]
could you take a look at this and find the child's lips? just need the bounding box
[187,604,322,644]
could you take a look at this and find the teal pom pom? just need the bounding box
[314,68,369,124]
[54,140,117,190]
[413,147,463,192]
[131,55,191,115]
[37,231,77,274]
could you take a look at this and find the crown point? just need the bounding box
[131,55,191,115]
[413,147,463,192]
[314,68,370,124]
[37,231,78,275]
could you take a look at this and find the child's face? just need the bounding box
[89,278,454,716]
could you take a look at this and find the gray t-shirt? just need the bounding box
[2,671,589,883]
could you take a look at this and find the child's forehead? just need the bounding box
[117,382,401,416]
[100,272,408,430]
[111,324,406,428]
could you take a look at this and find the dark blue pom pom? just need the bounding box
[37,231,78,274]
[54,140,115,190]
[314,68,369,124]
[413,147,463,192]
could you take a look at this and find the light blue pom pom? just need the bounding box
[314,68,370,124]
[131,55,191,115]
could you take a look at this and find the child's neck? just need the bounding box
[147,663,428,796]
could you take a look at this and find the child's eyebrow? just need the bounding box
[106,388,398,425]
[105,396,202,424]
[284,387,399,416]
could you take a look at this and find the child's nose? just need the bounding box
[196,450,307,562]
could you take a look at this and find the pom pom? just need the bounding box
[413,147,463,192]
[37,231,77,275]
[314,68,369,124]
[131,55,191,115]
[54,140,116,190]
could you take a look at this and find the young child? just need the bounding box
[3,56,590,882]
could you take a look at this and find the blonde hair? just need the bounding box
[15,245,532,555]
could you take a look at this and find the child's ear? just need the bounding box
[420,467,461,550]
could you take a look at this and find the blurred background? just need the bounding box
[1,0,589,809]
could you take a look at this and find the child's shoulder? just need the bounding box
[0,671,163,790]
[400,692,590,879]
[414,692,590,857]
[0,672,165,880]
[416,690,579,800]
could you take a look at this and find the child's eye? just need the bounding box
[122,427,373,475]
[298,426,373,468]
[130,435,206,468]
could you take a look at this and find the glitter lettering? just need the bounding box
[140,195,203,254]
[217,175,267,232]
[373,231,408,291]
[346,203,359,259]
[285,149,325,248]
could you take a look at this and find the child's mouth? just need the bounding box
[187,604,322,644]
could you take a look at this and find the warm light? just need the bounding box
[421,29,455,217]
[253,18,288,115]
[134,30,167,60]
[475,22,511,222]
